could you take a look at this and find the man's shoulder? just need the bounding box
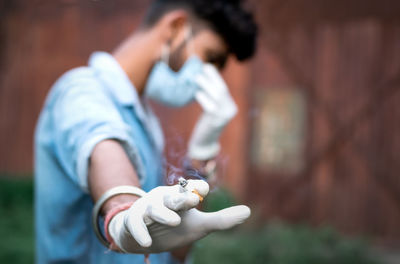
[58,66,98,86]
[44,65,108,110]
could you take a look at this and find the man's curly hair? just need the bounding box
[144,0,258,61]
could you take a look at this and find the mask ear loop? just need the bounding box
[161,42,170,65]
[185,24,195,57]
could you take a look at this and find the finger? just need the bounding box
[164,191,200,211]
[201,205,251,231]
[147,205,181,226]
[125,214,152,247]
[185,179,209,198]
[163,180,210,211]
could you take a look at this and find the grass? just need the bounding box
[0,176,34,263]
[0,177,382,264]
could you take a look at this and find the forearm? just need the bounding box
[89,139,141,215]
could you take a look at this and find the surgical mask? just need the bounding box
[145,26,203,107]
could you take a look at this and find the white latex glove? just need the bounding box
[108,180,251,254]
[188,64,238,160]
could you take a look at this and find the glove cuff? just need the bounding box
[104,202,134,251]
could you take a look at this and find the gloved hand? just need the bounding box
[108,180,251,253]
[188,64,238,160]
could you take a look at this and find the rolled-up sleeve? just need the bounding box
[52,76,145,192]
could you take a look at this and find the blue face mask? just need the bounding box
[145,55,203,107]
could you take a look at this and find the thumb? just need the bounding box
[201,205,251,231]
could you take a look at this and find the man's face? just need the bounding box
[168,26,229,72]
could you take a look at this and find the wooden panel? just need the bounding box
[251,88,306,174]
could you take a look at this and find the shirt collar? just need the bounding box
[88,51,139,106]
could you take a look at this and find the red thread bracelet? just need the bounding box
[104,202,134,250]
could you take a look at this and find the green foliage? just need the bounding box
[192,223,381,264]
[193,188,381,264]
[0,176,34,263]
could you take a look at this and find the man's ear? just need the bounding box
[157,10,189,43]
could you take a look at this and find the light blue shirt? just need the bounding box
[34,52,175,263]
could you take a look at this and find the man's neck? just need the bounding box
[112,29,161,96]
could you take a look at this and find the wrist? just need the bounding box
[102,194,140,216]
[104,201,134,251]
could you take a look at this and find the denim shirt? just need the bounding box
[34,52,174,263]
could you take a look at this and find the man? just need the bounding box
[34,0,257,263]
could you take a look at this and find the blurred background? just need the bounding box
[1,0,400,263]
